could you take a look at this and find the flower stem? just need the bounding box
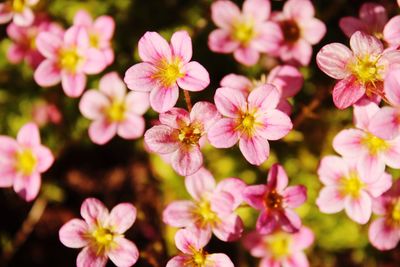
[183,90,192,112]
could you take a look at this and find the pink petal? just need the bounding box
[283,185,307,208]
[257,110,292,141]
[243,0,270,22]
[300,18,326,45]
[88,119,117,145]
[210,191,236,216]
[384,138,400,169]
[207,118,240,148]
[34,60,61,87]
[84,48,107,74]
[368,218,400,250]
[190,101,221,131]
[283,0,315,20]
[0,4,13,24]
[332,75,365,109]
[64,25,88,47]
[220,73,251,92]
[332,129,364,157]
[94,16,115,41]
[80,198,109,226]
[243,184,268,210]
[339,17,367,38]
[7,44,25,63]
[280,208,302,233]
[117,114,145,140]
[61,72,87,98]
[178,61,210,92]
[267,65,303,98]
[79,90,110,120]
[170,30,192,63]
[162,200,196,227]
[317,155,347,186]
[243,231,266,257]
[34,145,54,172]
[256,210,278,235]
[233,46,260,66]
[0,136,18,159]
[205,253,234,267]
[211,0,240,29]
[166,255,191,267]
[359,3,387,32]
[344,192,372,224]
[108,203,136,234]
[350,31,383,58]
[144,125,179,154]
[17,122,40,147]
[159,107,190,129]
[175,227,211,253]
[248,84,280,111]
[260,257,280,267]
[384,69,400,106]
[208,29,239,53]
[124,62,157,92]
[138,31,171,63]
[149,85,179,113]
[13,173,41,201]
[0,164,15,187]
[383,16,400,47]
[357,153,385,184]
[215,178,246,209]
[365,172,392,198]
[76,246,107,267]
[292,226,315,250]
[369,107,400,140]
[214,87,246,118]
[353,100,380,131]
[213,213,243,242]
[288,39,313,66]
[58,219,89,248]
[13,8,34,27]
[316,43,352,79]
[171,145,203,176]
[316,186,345,213]
[108,237,139,267]
[267,163,289,192]
[239,135,270,165]
[73,10,92,26]
[125,91,150,115]
[283,252,309,267]
[185,167,216,201]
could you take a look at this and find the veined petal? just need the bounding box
[178,61,210,92]
[190,102,221,131]
[350,31,383,58]
[267,65,303,98]
[365,172,392,198]
[170,30,192,63]
[332,129,364,157]
[216,178,246,209]
[383,16,400,47]
[149,85,179,113]
[214,87,246,118]
[159,108,190,129]
[205,253,234,267]
[332,75,365,109]
[144,125,179,154]
[267,163,289,193]
[108,203,136,234]
[220,73,251,92]
[124,62,158,92]
[138,31,171,63]
[283,185,307,208]
[248,84,280,111]
[257,110,292,141]
[344,192,372,224]
[207,118,240,148]
[384,69,400,106]
[80,198,109,226]
[175,227,211,253]
[58,219,89,248]
[162,200,196,227]
[171,145,203,176]
[243,184,267,210]
[239,135,270,165]
[108,237,139,267]
[369,107,400,140]
[185,168,216,201]
[368,218,400,250]
[353,100,380,131]
[316,43,352,79]
[76,246,107,267]
[256,210,278,235]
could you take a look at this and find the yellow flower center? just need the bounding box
[232,20,255,45]
[153,58,184,88]
[266,232,291,259]
[90,226,117,255]
[391,200,400,223]
[12,0,26,13]
[192,249,207,266]
[349,55,382,85]
[280,20,301,43]
[15,149,37,176]
[264,189,283,210]
[340,172,364,198]
[194,199,219,228]
[89,33,100,48]
[236,111,258,137]
[178,124,202,145]
[106,100,126,122]
[361,132,389,155]
[59,48,83,73]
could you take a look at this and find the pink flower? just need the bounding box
[271,0,326,66]
[163,168,245,241]
[243,164,307,234]
[6,14,63,69]
[144,102,220,176]
[208,84,292,165]
[124,31,210,113]
[0,123,54,201]
[73,10,115,66]
[34,25,107,97]
[316,31,400,109]
[0,0,39,26]
[316,155,392,224]
[59,198,139,267]
[220,65,303,114]
[32,101,62,126]
[79,72,149,145]
[244,226,314,267]
[208,0,282,66]
[167,227,234,267]
[339,2,400,48]
[369,180,400,250]
[333,100,400,180]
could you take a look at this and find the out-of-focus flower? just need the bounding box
[34,25,107,97]
[6,14,63,69]
[316,155,392,224]
[124,31,210,113]
[59,198,139,267]
[0,0,39,26]
[208,85,292,165]
[32,101,62,126]
[243,164,307,234]
[333,100,400,180]
[316,31,400,109]
[144,102,220,176]
[166,227,234,267]
[163,168,245,241]
[0,123,53,201]
[220,65,303,114]
[244,226,314,267]
[339,2,400,48]
[271,0,326,66]
[369,179,400,250]
[208,0,282,66]
[79,72,149,145]
[73,10,115,66]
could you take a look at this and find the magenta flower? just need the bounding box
[79,72,149,145]
[333,100,400,181]
[243,164,307,234]
[144,102,220,176]
[316,155,392,224]
[0,122,54,201]
[124,31,210,113]
[73,10,115,66]
[0,0,39,26]
[339,2,400,48]
[59,198,139,267]
[167,227,234,267]
[220,65,303,114]
[208,0,282,66]
[6,14,63,69]
[208,84,292,165]
[163,168,245,241]
[34,25,107,97]
[271,0,326,66]
[316,31,400,109]
[244,226,314,267]
[369,180,400,250]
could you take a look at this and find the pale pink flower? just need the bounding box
[144,102,220,176]
[316,31,400,109]
[79,72,149,145]
[208,84,292,165]
[339,2,400,48]
[32,101,62,126]
[369,179,400,250]
[124,31,210,113]
[0,123,54,201]
[316,155,392,224]
[59,198,139,267]
[163,168,245,241]
[6,14,63,69]
[220,65,303,114]
[73,10,115,66]
[244,226,314,267]
[243,164,307,234]
[271,0,326,66]
[0,0,39,26]
[34,25,107,97]
[333,100,400,180]
[208,0,282,66]
[167,227,234,267]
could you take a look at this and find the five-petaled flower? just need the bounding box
[59,198,139,267]
[0,0,39,26]
[243,164,307,234]
[124,30,210,113]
